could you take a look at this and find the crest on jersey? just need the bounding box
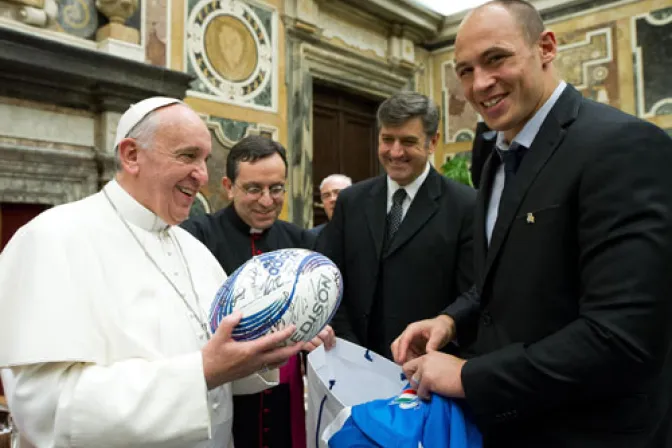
[390,388,420,410]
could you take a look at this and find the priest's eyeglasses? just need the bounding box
[236,183,286,200]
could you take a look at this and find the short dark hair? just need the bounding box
[376,92,440,141]
[226,135,288,182]
[485,0,545,45]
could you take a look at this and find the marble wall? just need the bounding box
[432,0,672,166]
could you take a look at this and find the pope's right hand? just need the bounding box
[390,314,456,365]
[201,312,303,390]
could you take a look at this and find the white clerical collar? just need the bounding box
[103,180,169,232]
[386,161,431,204]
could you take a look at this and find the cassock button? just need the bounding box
[256,250,262,255]
[212,401,219,410]
[263,428,270,433]
[263,408,270,414]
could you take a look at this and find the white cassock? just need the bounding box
[0,180,277,448]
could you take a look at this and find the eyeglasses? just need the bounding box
[320,189,342,201]
[235,183,286,200]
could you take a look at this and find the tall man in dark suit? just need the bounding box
[392,2,672,447]
[316,92,476,360]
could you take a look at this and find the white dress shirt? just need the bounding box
[386,161,431,221]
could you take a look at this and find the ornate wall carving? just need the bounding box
[55,0,98,38]
[185,0,278,111]
[633,7,672,118]
[555,24,618,108]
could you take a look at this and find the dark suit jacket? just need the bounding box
[470,121,497,188]
[307,222,326,238]
[444,85,672,447]
[316,167,476,359]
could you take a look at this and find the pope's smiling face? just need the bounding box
[132,105,212,225]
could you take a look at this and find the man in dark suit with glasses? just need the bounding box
[182,135,332,448]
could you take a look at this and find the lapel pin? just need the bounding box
[526,213,535,224]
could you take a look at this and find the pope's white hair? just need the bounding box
[319,174,353,190]
[114,109,162,171]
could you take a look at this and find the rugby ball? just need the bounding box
[209,248,343,344]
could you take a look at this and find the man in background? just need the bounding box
[309,174,352,236]
[182,135,333,448]
[316,91,475,360]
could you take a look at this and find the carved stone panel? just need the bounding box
[555,24,619,108]
[185,0,277,111]
[55,0,98,39]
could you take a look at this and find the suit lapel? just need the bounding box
[385,168,441,257]
[365,176,388,260]
[474,153,496,276]
[483,85,582,283]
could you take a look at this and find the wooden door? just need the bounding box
[312,83,379,225]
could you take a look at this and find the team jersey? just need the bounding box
[327,386,482,448]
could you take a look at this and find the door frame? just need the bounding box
[285,31,416,227]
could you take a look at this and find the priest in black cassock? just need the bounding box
[182,135,325,448]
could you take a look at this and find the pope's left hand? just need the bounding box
[302,325,336,352]
[402,351,467,400]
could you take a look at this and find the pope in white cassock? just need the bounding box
[0,97,304,448]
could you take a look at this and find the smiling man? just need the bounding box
[392,2,672,447]
[181,135,331,448]
[315,92,476,360]
[0,98,303,448]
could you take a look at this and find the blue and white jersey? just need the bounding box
[326,386,482,448]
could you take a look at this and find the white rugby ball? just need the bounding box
[209,248,343,344]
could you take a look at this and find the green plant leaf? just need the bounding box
[440,156,473,187]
